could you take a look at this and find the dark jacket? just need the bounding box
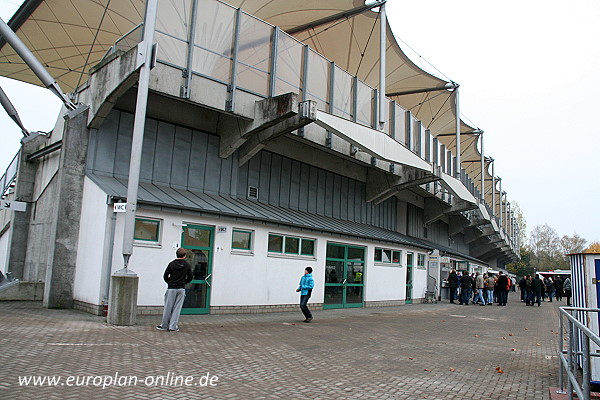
[448,272,459,288]
[163,259,193,289]
[554,277,564,292]
[532,277,544,293]
[496,274,509,291]
[460,274,473,290]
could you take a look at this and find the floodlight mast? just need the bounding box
[0,86,29,136]
[0,18,76,111]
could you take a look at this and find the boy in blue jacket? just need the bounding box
[296,266,315,322]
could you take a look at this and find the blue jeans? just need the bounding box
[300,294,312,319]
[486,289,494,304]
[473,289,485,304]
[460,288,472,304]
[526,290,534,305]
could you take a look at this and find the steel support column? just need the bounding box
[121,0,158,271]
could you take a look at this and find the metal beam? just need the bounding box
[386,84,456,97]
[27,140,61,161]
[285,1,386,35]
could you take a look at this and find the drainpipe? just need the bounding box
[101,199,117,311]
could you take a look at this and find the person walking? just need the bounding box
[156,248,193,332]
[532,274,544,307]
[563,276,572,306]
[473,272,486,305]
[485,274,495,305]
[554,276,564,302]
[525,275,534,306]
[460,271,473,305]
[545,277,554,302]
[297,266,315,322]
[496,272,509,306]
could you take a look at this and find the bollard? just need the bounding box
[107,270,139,326]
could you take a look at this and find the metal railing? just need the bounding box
[0,152,19,199]
[558,307,600,400]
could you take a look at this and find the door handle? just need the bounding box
[342,279,347,284]
[205,273,212,287]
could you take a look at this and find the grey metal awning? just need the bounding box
[88,172,431,250]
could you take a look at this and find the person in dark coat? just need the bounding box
[554,276,564,301]
[156,248,193,332]
[496,272,509,306]
[531,274,544,307]
[460,271,473,305]
[447,269,459,303]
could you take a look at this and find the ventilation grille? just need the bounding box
[247,186,259,200]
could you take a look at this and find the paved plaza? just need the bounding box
[1,297,563,399]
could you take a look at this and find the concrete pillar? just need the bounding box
[107,272,139,326]
[43,107,91,309]
[6,133,45,280]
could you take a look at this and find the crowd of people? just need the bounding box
[516,274,572,307]
[446,269,572,307]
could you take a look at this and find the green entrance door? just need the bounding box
[405,252,414,304]
[324,243,365,309]
[181,224,214,315]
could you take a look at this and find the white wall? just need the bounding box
[101,207,429,308]
[0,227,9,274]
[73,177,109,305]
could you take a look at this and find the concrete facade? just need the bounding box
[0,0,519,314]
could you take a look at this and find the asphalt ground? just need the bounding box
[0,295,563,399]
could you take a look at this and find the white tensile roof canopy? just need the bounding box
[0,0,494,200]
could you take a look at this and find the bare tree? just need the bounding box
[529,224,561,271]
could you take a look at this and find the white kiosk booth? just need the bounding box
[569,252,600,384]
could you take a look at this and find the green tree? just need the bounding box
[506,246,534,277]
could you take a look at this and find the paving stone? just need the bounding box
[0,297,563,399]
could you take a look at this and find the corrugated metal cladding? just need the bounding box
[406,203,469,254]
[87,109,397,231]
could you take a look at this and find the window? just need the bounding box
[268,234,283,253]
[268,234,316,257]
[232,229,252,251]
[301,239,315,256]
[374,247,401,265]
[134,218,161,243]
[417,253,426,269]
[285,237,300,254]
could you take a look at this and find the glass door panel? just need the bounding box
[324,244,365,309]
[406,253,414,304]
[181,225,214,315]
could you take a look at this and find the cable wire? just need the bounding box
[75,0,112,91]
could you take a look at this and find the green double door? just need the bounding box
[324,243,365,309]
[181,224,214,315]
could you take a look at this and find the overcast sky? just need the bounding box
[1,0,599,244]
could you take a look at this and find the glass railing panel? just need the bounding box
[383,99,393,136]
[155,0,191,67]
[306,50,330,112]
[192,0,236,83]
[333,66,353,120]
[356,80,373,127]
[114,24,143,54]
[1,153,18,198]
[394,103,406,146]
[236,12,272,96]
[274,33,303,97]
